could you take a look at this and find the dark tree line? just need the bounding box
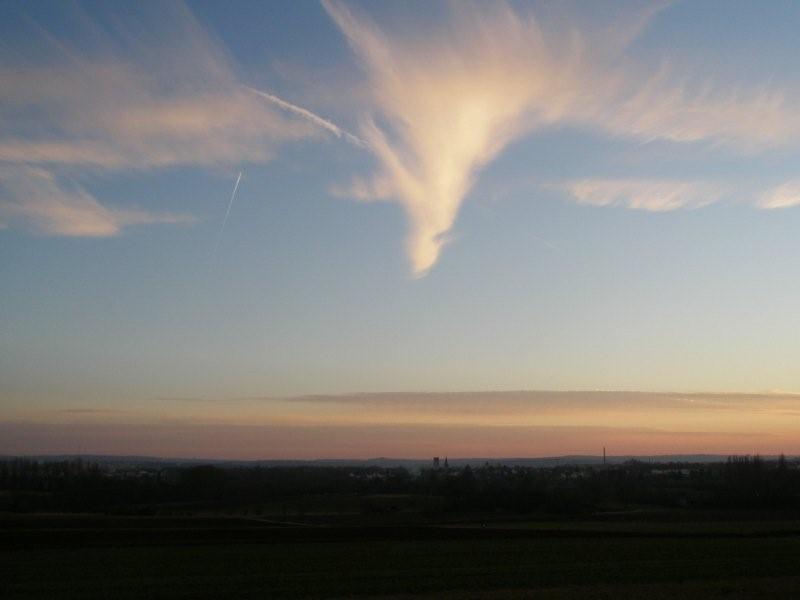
[1,455,799,515]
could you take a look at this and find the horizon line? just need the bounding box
[3,452,795,463]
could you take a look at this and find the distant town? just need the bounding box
[2,453,798,516]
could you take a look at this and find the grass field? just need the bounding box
[3,513,800,598]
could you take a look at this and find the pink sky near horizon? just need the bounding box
[4,391,800,459]
[5,3,800,463]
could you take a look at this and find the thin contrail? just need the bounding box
[213,170,242,257]
[244,85,369,149]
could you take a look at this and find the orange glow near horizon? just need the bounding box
[5,391,800,459]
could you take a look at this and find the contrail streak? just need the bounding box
[244,85,369,149]
[213,170,242,257]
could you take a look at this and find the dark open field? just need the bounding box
[4,513,800,599]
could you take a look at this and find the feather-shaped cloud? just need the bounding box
[324,1,800,274]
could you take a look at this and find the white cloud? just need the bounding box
[563,179,725,212]
[0,62,318,170]
[599,69,800,148]
[759,182,800,209]
[0,3,327,237]
[323,0,623,275]
[324,1,800,274]
[0,168,193,237]
[5,2,800,254]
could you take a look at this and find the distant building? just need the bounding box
[444,457,449,469]
[433,457,440,469]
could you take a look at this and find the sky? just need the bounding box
[2,1,800,458]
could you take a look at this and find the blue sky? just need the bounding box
[2,1,800,456]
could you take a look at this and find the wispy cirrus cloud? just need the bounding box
[0,4,320,171]
[759,182,800,209]
[0,167,192,236]
[562,179,726,212]
[601,71,800,148]
[5,2,800,265]
[0,3,328,238]
[323,0,625,275]
[324,1,800,274]
[0,91,315,170]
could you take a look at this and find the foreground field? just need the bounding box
[3,514,800,598]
